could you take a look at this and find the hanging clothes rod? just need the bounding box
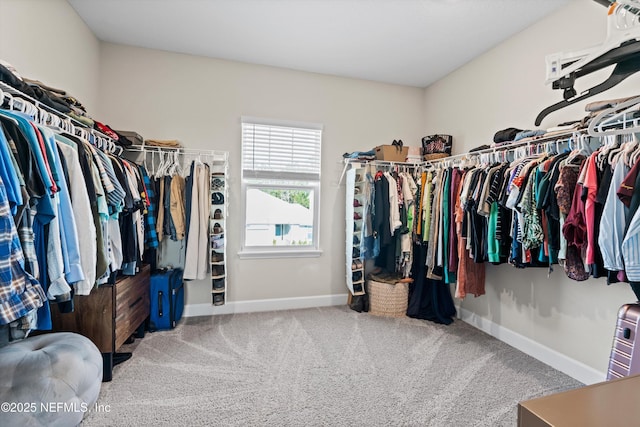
[338,129,584,184]
[344,159,423,167]
[343,130,579,169]
[425,113,640,166]
[424,130,586,166]
[338,158,423,184]
[126,144,228,162]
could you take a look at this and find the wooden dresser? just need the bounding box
[50,265,151,381]
[518,374,640,426]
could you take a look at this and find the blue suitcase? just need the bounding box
[149,269,184,331]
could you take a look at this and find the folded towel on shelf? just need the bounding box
[145,139,183,148]
[514,130,546,141]
[493,128,522,144]
[68,112,94,128]
[22,78,66,96]
[585,96,640,113]
[343,150,376,160]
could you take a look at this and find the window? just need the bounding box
[240,117,322,258]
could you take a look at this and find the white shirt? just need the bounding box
[384,172,402,233]
[598,160,630,271]
[56,140,97,295]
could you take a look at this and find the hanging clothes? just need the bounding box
[454,168,486,298]
[406,242,456,325]
[0,175,46,327]
[0,99,155,334]
[184,161,210,280]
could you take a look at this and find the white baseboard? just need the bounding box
[459,308,605,385]
[184,293,350,317]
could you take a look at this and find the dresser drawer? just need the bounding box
[114,265,150,350]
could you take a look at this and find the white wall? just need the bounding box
[95,43,425,307]
[0,0,101,112]
[424,0,639,379]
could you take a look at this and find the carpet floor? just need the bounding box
[81,306,582,426]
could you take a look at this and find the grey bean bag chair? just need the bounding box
[0,332,102,427]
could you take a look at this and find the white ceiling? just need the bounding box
[68,0,570,88]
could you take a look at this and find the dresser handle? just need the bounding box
[129,296,143,309]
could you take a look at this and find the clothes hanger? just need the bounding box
[25,99,37,117]
[598,101,640,136]
[109,138,117,154]
[60,117,72,134]
[513,146,527,161]
[154,151,164,178]
[35,106,47,126]
[536,56,640,126]
[482,152,489,166]
[168,150,182,176]
[45,110,63,131]
[142,153,149,173]
[619,133,638,166]
[565,134,589,164]
[0,93,19,125]
[3,92,15,110]
[503,148,512,163]
[588,95,640,136]
[156,151,169,178]
[163,150,175,176]
[596,134,618,167]
[12,96,36,117]
[145,150,153,176]
[75,126,90,141]
[580,134,594,155]
[629,134,640,165]
[535,1,640,126]
[607,134,631,165]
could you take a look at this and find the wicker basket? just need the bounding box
[423,152,450,161]
[368,280,409,318]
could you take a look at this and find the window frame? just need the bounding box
[239,117,323,259]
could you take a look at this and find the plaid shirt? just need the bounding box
[0,176,46,325]
[17,208,38,279]
[139,165,159,249]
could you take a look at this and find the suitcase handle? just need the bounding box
[158,291,163,317]
[169,282,184,328]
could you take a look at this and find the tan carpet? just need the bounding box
[81,306,582,426]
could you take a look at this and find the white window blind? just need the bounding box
[242,118,322,181]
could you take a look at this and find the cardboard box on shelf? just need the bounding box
[374,145,408,162]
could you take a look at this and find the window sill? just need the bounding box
[238,249,323,259]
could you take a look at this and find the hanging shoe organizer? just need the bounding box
[210,159,228,306]
[346,167,366,296]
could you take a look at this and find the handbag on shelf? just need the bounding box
[421,134,452,161]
